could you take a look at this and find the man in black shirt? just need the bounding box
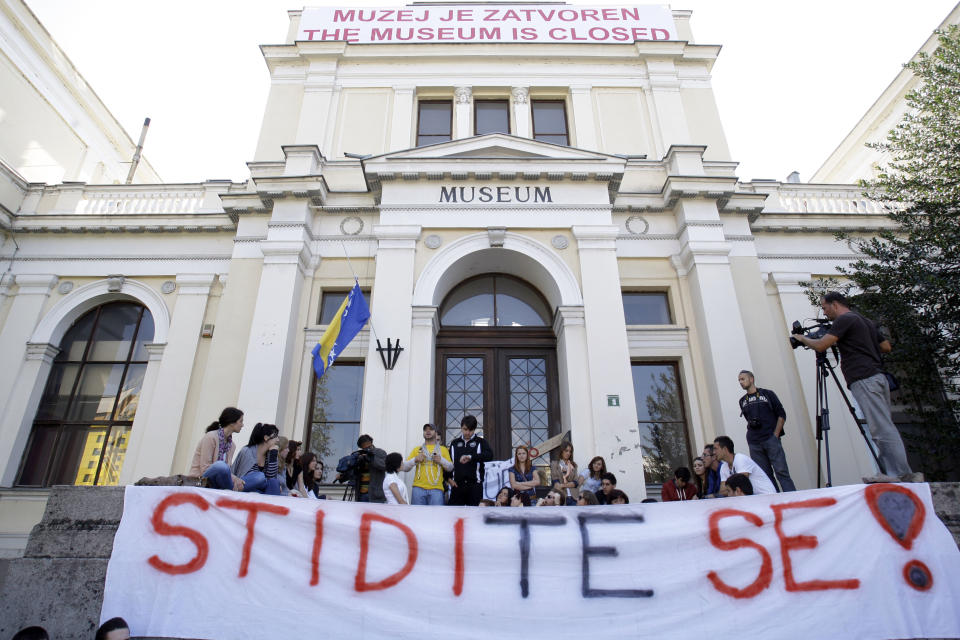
[737,370,795,491]
[448,415,493,506]
[792,291,919,483]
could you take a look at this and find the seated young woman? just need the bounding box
[508,445,539,503]
[294,452,323,499]
[188,407,245,491]
[230,422,283,495]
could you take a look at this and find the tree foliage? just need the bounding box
[828,26,960,479]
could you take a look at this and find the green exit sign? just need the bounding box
[607,394,620,407]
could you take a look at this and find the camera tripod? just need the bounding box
[814,350,884,487]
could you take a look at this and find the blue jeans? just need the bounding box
[241,470,282,496]
[748,435,796,492]
[202,461,233,490]
[411,487,445,505]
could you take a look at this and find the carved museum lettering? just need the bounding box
[439,185,553,204]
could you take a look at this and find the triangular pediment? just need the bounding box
[371,133,620,162]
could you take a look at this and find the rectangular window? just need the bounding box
[532,100,569,146]
[417,101,452,147]
[631,362,691,486]
[623,292,672,325]
[475,100,510,135]
[319,290,372,325]
[308,362,365,483]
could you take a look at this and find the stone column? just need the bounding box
[406,306,438,450]
[554,306,595,463]
[454,86,473,139]
[390,86,415,151]
[119,275,214,483]
[0,343,58,486]
[568,86,597,150]
[645,59,691,158]
[572,226,645,499]
[511,87,531,138]
[360,225,421,456]
[0,274,58,441]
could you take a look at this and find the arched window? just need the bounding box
[439,274,551,327]
[16,301,154,487]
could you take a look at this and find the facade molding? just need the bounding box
[29,277,171,346]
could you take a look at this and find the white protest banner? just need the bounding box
[102,483,960,640]
[297,5,677,45]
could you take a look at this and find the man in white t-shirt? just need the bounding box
[713,435,776,495]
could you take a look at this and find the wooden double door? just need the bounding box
[435,328,560,460]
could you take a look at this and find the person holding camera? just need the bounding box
[737,370,796,492]
[792,292,920,483]
[448,415,493,506]
[338,434,387,502]
[402,423,453,505]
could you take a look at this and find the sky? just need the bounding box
[23,0,960,184]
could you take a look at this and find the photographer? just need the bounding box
[791,292,919,483]
[737,370,795,492]
[337,434,387,502]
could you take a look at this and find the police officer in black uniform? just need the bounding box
[448,415,493,506]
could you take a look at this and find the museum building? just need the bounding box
[2,1,950,553]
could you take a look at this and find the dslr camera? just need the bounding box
[789,319,832,350]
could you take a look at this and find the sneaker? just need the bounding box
[862,473,900,484]
[899,472,925,483]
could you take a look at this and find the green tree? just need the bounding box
[826,26,960,479]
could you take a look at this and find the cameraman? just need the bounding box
[339,435,387,502]
[791,292,919,483]
[737,370,795,492]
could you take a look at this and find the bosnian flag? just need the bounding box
[311,282,370,378]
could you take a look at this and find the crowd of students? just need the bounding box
[190,408,769,504]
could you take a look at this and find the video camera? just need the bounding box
[789,319,832,350]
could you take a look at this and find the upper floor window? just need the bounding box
[17,301,154,487]
[623,292,672,325]
[475,100,510,135]
[532,100,569,146]
[440,275,551,327]
[417,101,452,146]
[319,289,372,325]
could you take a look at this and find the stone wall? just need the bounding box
[0,484,958,640]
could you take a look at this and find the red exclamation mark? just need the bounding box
[864,484,933,591]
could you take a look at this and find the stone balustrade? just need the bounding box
[76,187,207,215]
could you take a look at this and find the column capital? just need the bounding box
[511,86,529,104]
[411,306,439,332]
[25,342,59,363]
[0,273,13,299]
[572,225,618,250]
[569,84,592,95]
[553,305,586,334]
[14,274,58,295]
[769,271,812,295]
[175,274,216,296]
[374,225,421,249]
[144,343,167,361]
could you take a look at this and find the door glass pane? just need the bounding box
[58,311,97,361]
[445,357,484,432]
[310,422,359,483]
[496,277,550,326]
[95,425,132,486]
[637,422,689,484]
[35,364,81,420]
[508,357,549,464]
[441,277,494,326]
[623,292,671,325]
[17,427,60,486]
[115,364,146,421]
[66,364,125,422]
[476,100,509,135]
[89,303,142,361]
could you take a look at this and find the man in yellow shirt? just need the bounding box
[402,423,453,505]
